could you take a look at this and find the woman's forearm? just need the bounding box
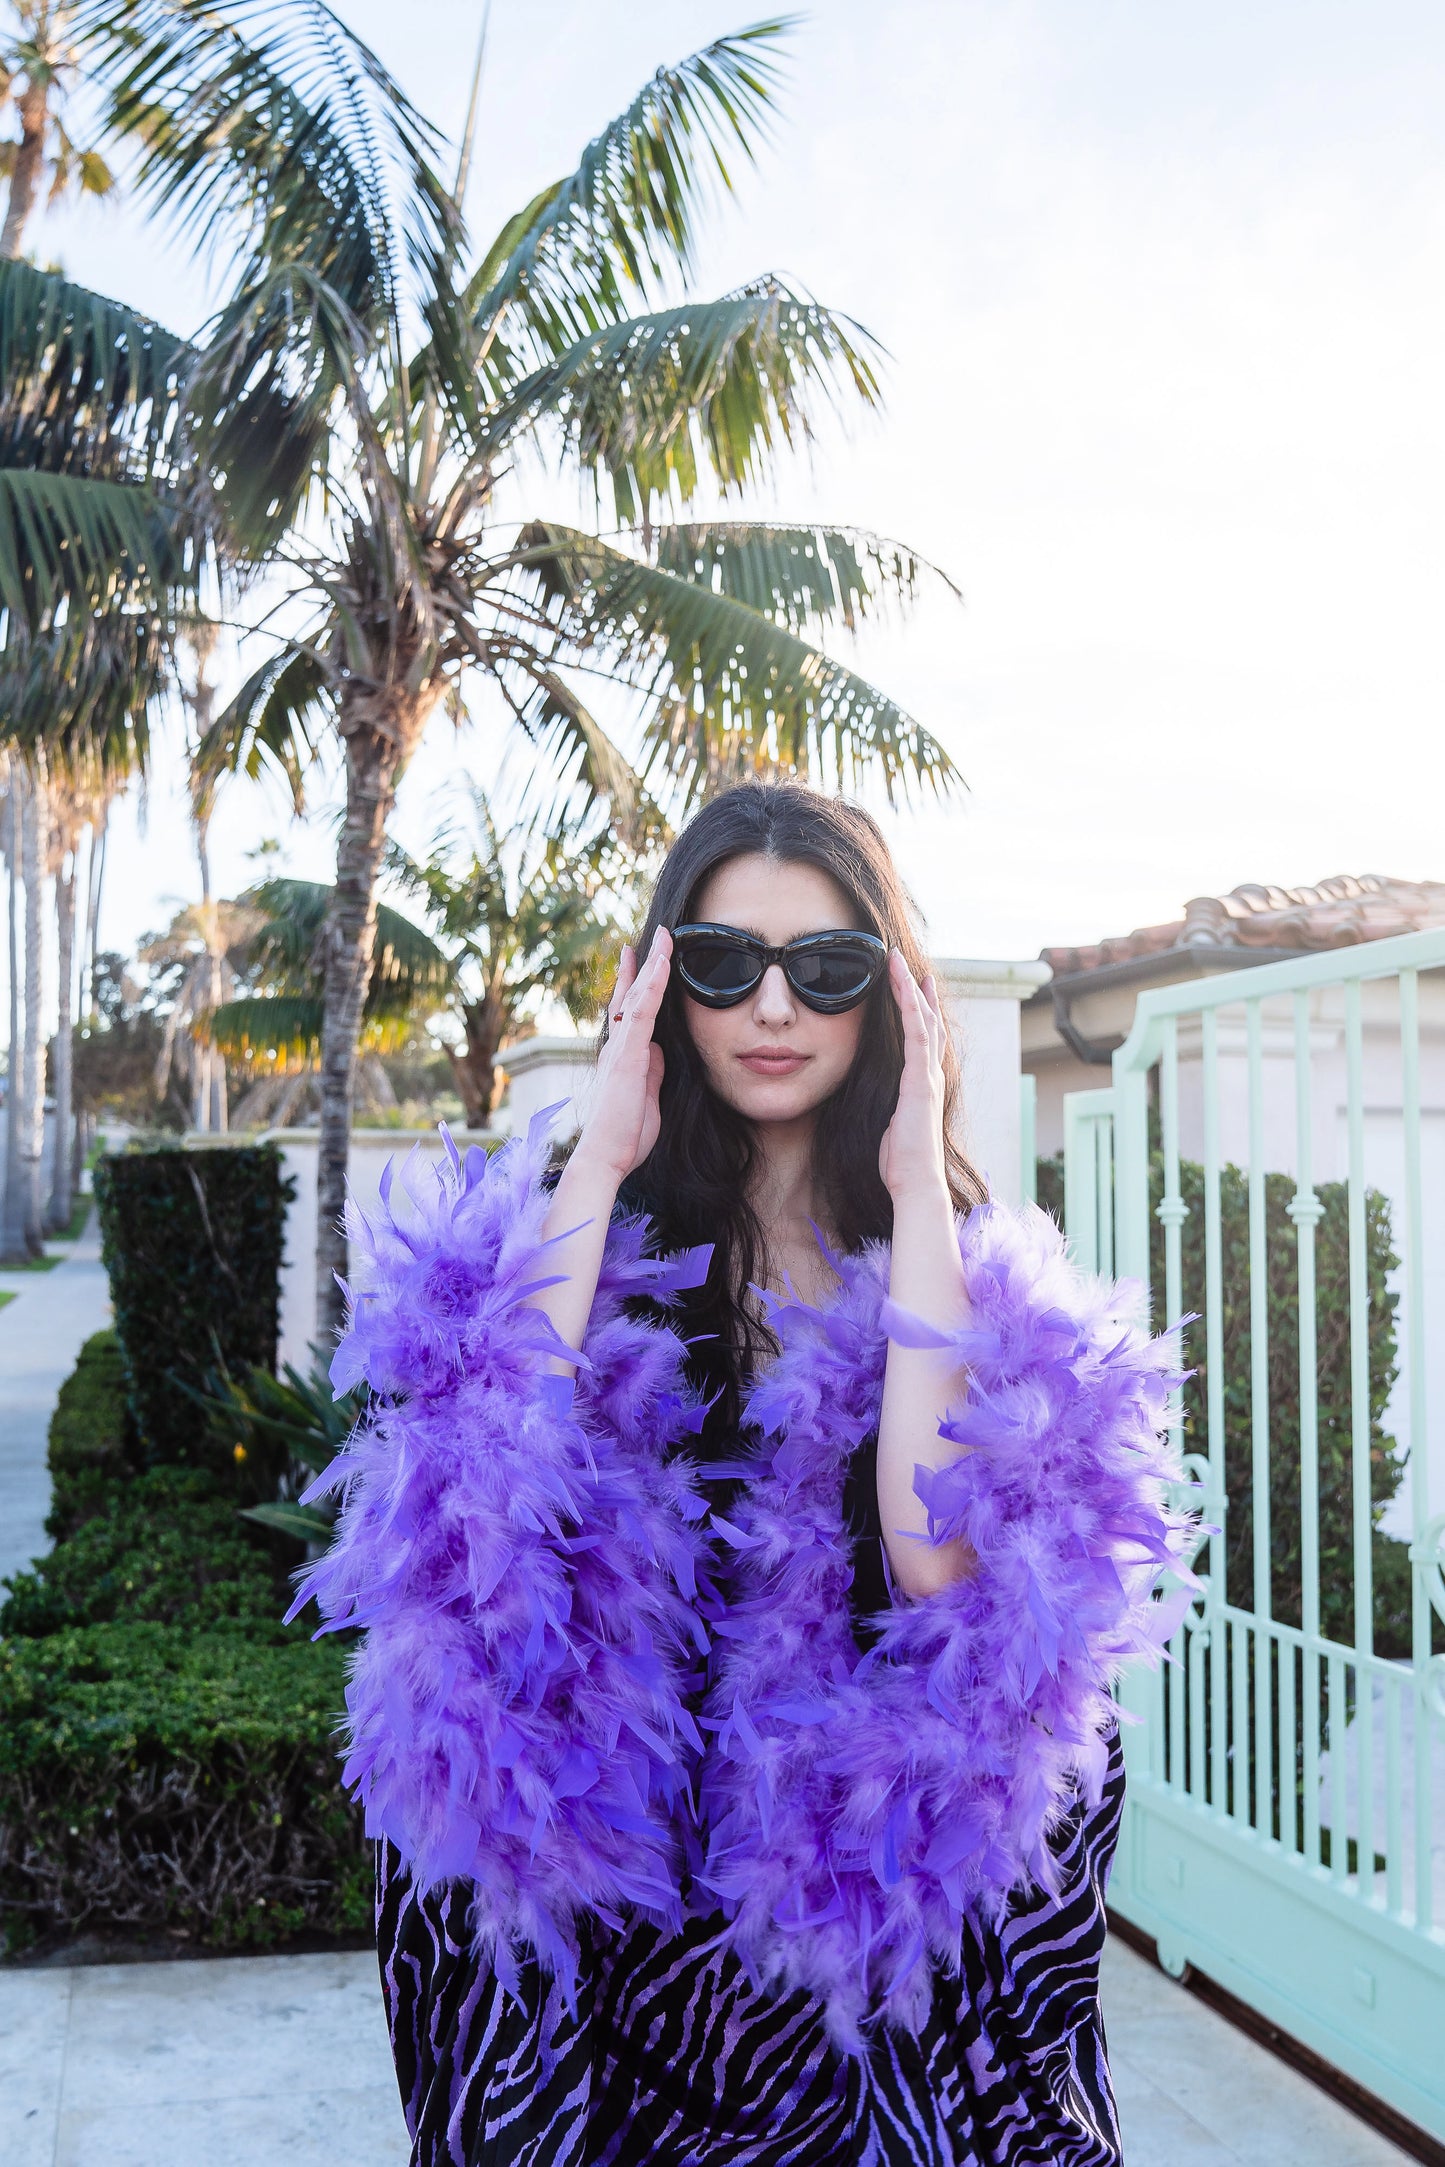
[876,1183,973,1595]
[530,1148,623,1374]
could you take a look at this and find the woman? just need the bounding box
[297,784,1193,2167]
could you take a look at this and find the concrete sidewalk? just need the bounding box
[0,1211,111,1591]
[0,1936,1414,2166]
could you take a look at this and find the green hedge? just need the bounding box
[45,1330,140,1539]
[1037,1151,1412,1657]
[0,1625,367,1954]
[93,1145,292,1469]
[1,1469,292,1640]
[0,1267,368,1959]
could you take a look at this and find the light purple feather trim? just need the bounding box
[698,1202,1198,2046]
[289,1115,711,2006]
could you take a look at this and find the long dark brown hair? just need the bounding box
[612,783,985,1409]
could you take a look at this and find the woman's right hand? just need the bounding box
[575,929,671,1186]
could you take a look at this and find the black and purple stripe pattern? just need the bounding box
[375,1728,1125,2167]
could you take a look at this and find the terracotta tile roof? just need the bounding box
[1042,875,1445,978]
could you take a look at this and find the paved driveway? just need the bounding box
[0,1211,111,1590]
[0,1936,1414,2166]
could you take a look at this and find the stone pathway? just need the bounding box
[0,1937,1415,2166]
[0,1209,111,1591]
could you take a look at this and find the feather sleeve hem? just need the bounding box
[699,1202,1199,2045]
[290,1117,710,2004]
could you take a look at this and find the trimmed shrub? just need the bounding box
[45,1329,140,1539]
[93,1145,292,1468]
[1036,1149,1412,1656]
[0,1624,367,1954]
[1,1470,292,1640]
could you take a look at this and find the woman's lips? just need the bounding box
[738,1049,809,1075]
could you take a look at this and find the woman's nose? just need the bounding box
[753,962,795,1025]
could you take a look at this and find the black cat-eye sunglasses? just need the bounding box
[671,923,888,1013]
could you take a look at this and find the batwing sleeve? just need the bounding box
[289,1120,711,2001]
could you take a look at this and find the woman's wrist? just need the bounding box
[555,1135,628,1211]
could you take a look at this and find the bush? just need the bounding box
[2,1470,292,1640]
[0,1624,367,1954]
[93,1145,292,1469]
[45,1330,140,1539]
[1036,1149,1413,1657]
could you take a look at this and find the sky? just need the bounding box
[15,0,1445,978]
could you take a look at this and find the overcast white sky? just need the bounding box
[18,0,1445,971]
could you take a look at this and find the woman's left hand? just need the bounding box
[878,950,952,1206]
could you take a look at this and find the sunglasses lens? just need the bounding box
[679,938,762,1001]
[790,942,881,1006]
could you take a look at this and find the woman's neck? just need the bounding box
[747,1115,838,1300]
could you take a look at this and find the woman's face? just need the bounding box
[681,853,867,1126]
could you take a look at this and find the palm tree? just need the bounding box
[179,18,962,1337]
[1,1,454,1232]
[202,878,452,1131]
[387,796,625,1129]
[0,753,27,1261]
[0,0,113,259]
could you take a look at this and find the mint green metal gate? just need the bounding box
[1059,928,1445,2139]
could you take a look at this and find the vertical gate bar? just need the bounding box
[1020,1073,1038,1205]
[1291,989,1324,1868]
[1345,981,1375,1899]
[1329,1655,1348,1881]
[1189,1616,1206,1802]
[1202,1009,1228,1815]
[1233,1619,1250,1826]
[1112,1067,1152,1286]
[1158,1017,1187,1458]
[1385,1672,1403,1919]
[1098,1115,1115,1279]
[1064,1097,1099,1273]
[1247,1002,1273,1831]
[1278,1631,1297,1852]
[1169,1616,1186,1794]
[1400,967,1432,1930]
[1158,1017,1190,1796]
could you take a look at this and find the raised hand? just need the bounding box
[578,928,671,1184]
[877,949,951,1206]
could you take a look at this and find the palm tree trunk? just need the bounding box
[20,751,48,1253]
[48,839,75,1232]
[1,768,26,1264]
[83,798,108,1016]
[0,71,51,260]
[314,712,407,1343]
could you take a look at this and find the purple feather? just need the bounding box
[291,1119,711,2009]
[697,1202,1198,2047]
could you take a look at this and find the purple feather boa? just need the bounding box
[290,1128,1195,2044]
[697,1205,1197,2045]
[290,1118,712,2004]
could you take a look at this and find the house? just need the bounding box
[1023,872,1445,1159]
[1022,872,1445,1544]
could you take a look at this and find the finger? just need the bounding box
[608,944,637,1025]
[920,971,948,1060]
[629,926,672,1024]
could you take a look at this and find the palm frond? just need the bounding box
[466,23,790,361]
[0,466,182,627]
[0,258,191,478]
[0,607,169,770]
[516,524,962,806]
[484,646,660,847]
[231,877,452,1017]
[643,522,959,635]
[76,0,458,324]
[480,282,881,520]
[194,646,331,812]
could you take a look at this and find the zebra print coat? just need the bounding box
[295,1119,1196,2165]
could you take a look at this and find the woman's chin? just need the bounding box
[716,1073,841,1125]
